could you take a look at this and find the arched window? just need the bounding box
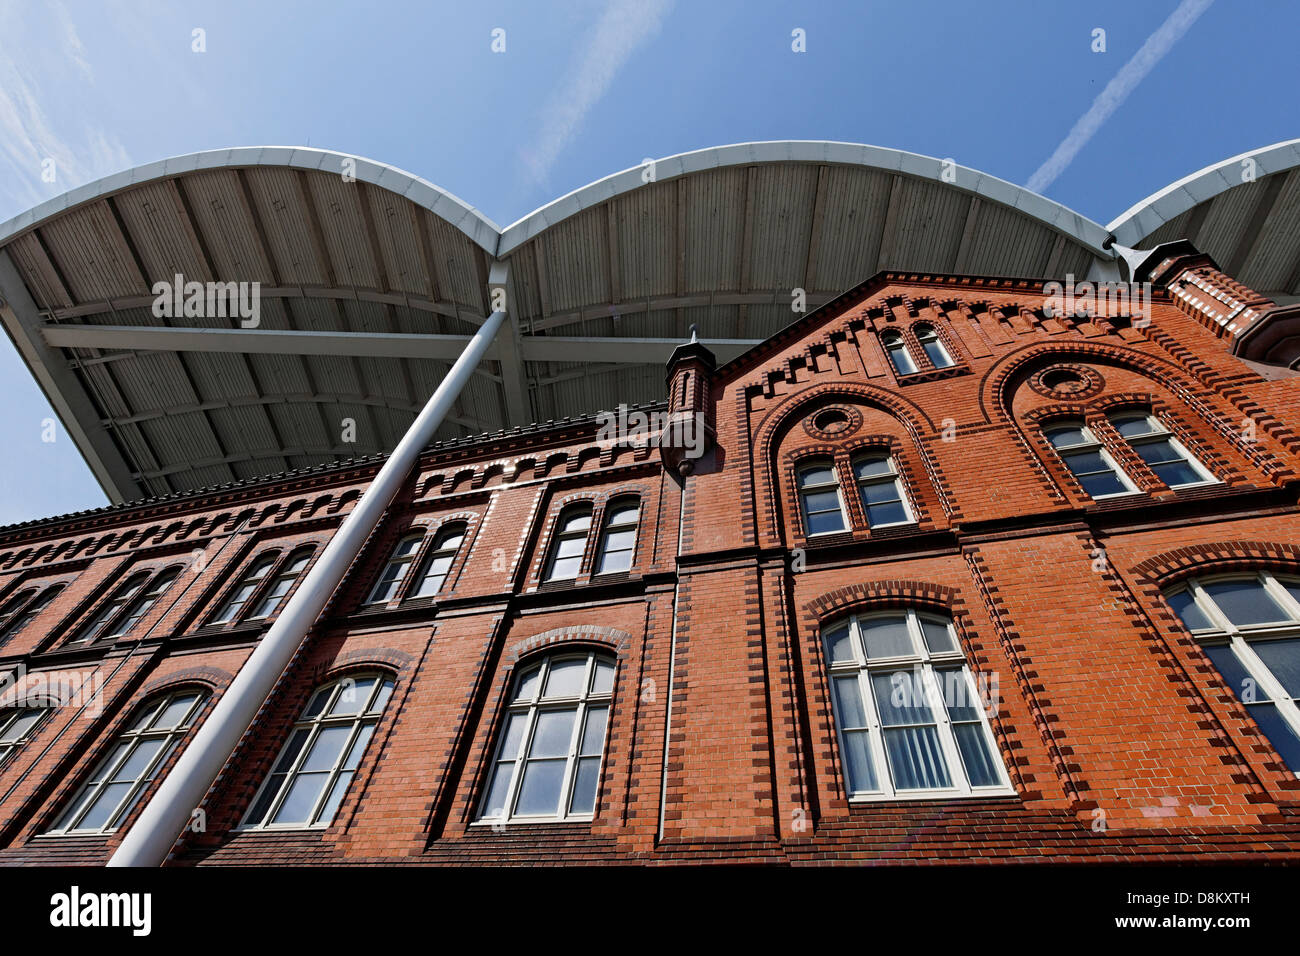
[852,454,912,527]
[1166,573,1300,772]
[544,505,594,582]
[479,651,615,823]
[366,533,424,604]
[410,524,466,599]
[1107,411,1214,488]
[0,703,52,766]
[914,323,954,368]
[797,461,846,535]
[1044,420,1134,498]
[823,610,1011,799]
[247,546,315,620]
[880,329,918,376]
[241,673,394,830]
[0,584,65,648]
[594,499,640,575]
[48,688,208,834]
[71,566,182,645]
[211,552,279,624]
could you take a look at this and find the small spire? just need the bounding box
[688,323,698,343]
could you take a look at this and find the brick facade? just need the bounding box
[2,268,1299,866]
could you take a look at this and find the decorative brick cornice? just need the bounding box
[804,579,961,621]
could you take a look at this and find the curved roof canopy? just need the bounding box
[0,139,1282,502]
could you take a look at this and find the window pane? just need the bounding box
[272,728,311,774]
[805,506,846,535]
[300,725,352,772]
[865,500,909,526]
[602,528,636,554]
[110,739,165,783]
[607,505,638,526]
[887,345,917,375]
[368,680,394,715]
[825,625,853,663]
[329,677,378,716]
[859,480,901,505]
[802,490,841,513]
[151,694,200,730]
[555,536,586,559]
[1204,644,1269,702]
[1110,415,1152,438]
[1204,579,1289,627]
[482,763,515,817]
[77,781,133,831]
[272,772,329,825]
[497,713,526,760]
[590,659,615,696]
[841,729,877,792]
[543,659,587,699]
[549,554,583,580]
[1077,469,1128,498]
[1062,450,1110,475]
[315,769,354,825]
[833,676,867,728]
[515,667,541,701]
[1252,639,1300,699]
[1047,426,1087,448]
[859,617,913,659]
[529,709,576,758]
[569,757,601,814]
[1246,703,1300,771]
[953,723,1000,787]
[1149,458,1202,487]
[1167,589,1213,631]
[882,726,951,789]
[920,618,957,655]
[1285,581,1300,610]
[341,724,375,772]
[302,688,331,719]
[799,465,836,487]
[923,340,952,367]
[0,709,44,743]
[579,705,608,756]
[872,670,934,725]
[853,457,892,479]
[515,760,565,815]
[936,668,981,721]
[561,512,592,533]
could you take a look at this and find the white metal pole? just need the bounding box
[108,309,508,867]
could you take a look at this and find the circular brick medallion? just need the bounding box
[1028,364,1104,401]
[803,405,863,441]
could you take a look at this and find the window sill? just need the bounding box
[847,786,1017,804]
[469,815,595,828]
[893,365,970,386]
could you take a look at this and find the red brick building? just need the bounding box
[2,248,1300,865]
[1,143,1299,867]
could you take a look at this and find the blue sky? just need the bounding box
[0,0,1296,524]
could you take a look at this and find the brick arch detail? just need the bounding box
[804,579,963,622]
[506,625,632,665]
[322,648,415,679]
[137,667,233,697]
[1133,540,1300,588]
[983,341,1291,482]
[754,383,957,536]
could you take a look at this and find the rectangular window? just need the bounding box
[1046,422,1134,498]
[824,611,1012,801]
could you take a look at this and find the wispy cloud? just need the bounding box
[0,0,132,217]
[520,0,673,184]
[1026,0,1214,194]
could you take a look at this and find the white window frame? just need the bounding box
[1166,572,1300,776]
[851,453,915,529]
[824,610,1014,802]
[1107,412,1217,489]
[247,546,315,620]
[0,703,52,766]
[543,505,595,582]
[593,499,640,575]
[880,329,918,376]
[210,551,279,624]
[914,323,954,369]
[365,533,425,604]
[0,583,64,646]
[1044,420,1138,499]
[409,524,466,599]
[238,674,394,831]
[475,651,615,825]
[797,460,849,537]
[47,689,207,835]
